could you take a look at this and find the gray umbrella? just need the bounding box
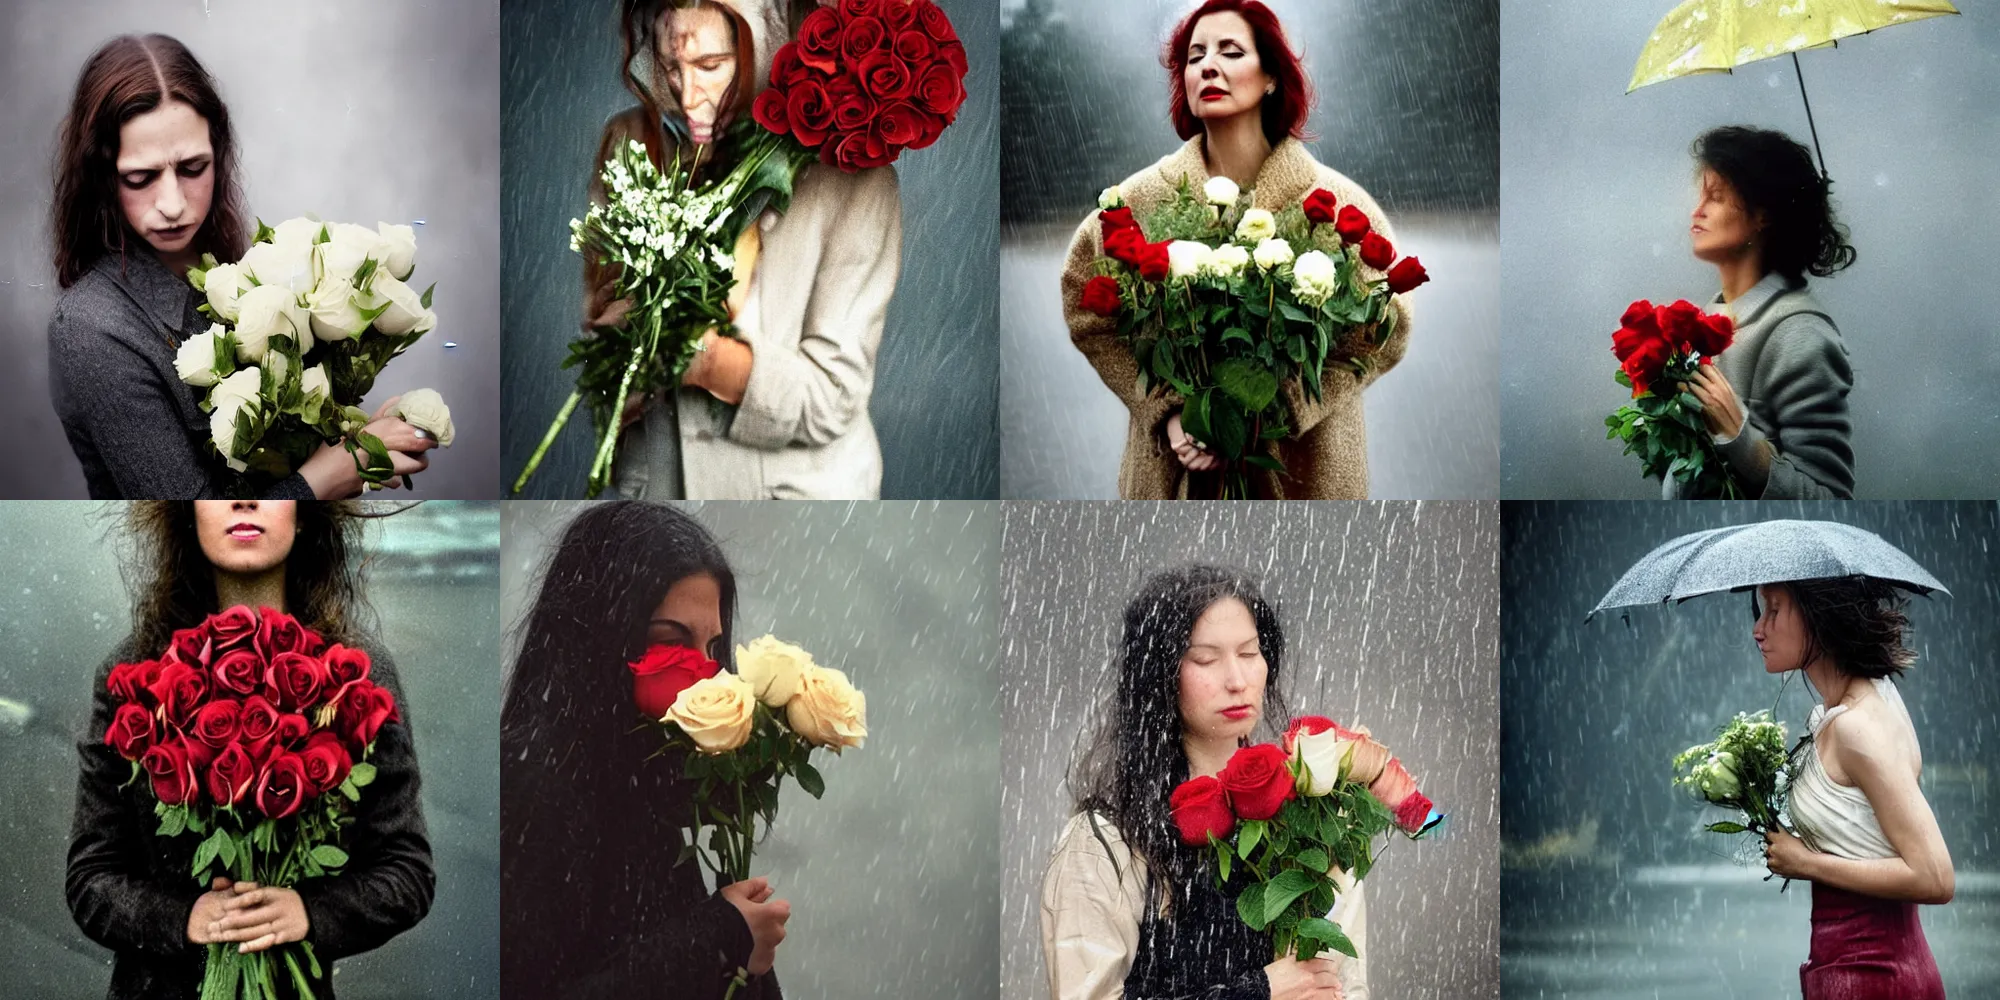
[1588,519,1950,621]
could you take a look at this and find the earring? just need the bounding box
[1265,85,1275,96]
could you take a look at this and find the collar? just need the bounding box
[1713,271,1801,327]
[1157,136,1322,210]
[93,247,197,342]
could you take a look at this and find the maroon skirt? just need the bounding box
[1800,883,1945,999]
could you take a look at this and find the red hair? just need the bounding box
[1163,0,1314,145]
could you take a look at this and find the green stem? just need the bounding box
[585,313,660,497]
[512,391,583,494]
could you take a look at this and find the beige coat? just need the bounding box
[1061,138,1413,499]
[1040,811,1370,1000]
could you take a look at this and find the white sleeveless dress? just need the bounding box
[1788,676,1905,860]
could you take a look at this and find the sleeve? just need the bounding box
[1281,180,1413,437]
[48,304,314,500]
[293,649,435,960]
[1715,314,1854,498]
[1060,211,1179,450]
[65,651,208,957]
[558,890,762,1000]
[1041,816,1141,1000]
[727,166,903,451]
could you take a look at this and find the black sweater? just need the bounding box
[1125,852,1272,1000]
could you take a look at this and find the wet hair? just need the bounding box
[1693,125,1856,281]
[1164,0,1314,147]
[1756,577,1915,679]
[52,34,249,289]
[120,502,367,655]
[1067,565,1293,917]
[616,0,758,167]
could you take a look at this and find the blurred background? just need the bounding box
[1000,0,1499,498]
[500,500,1001,998]
[1502,501,2000,997]
[1500,5,2000,497]
[500,0,1000,500]
[0,0,502,498]
[0,501,501,998]
[1000,501,1502,999]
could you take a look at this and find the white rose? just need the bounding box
[207,367,264,472]
[1167,240,1212,280]
[1253,237,1295,270]
[1292,250,1338,301]
[1097,185,1125,211]
[174,325,230,388]
[736,634,812,708]
[1236,208,1277,243]
[667,674,757,753]
[1292,726,1352,797]
[239,239,316,297]
[369,274,435,336]
[233,284,311,363]
[317,223,388,286]
[376,222,418,281]
[300,364,332,408]
[1204,176,1240,206]
[270,217,325,249]
[202,262,250,323]
[785,664,867,751]
[307,278,372,343]
[390,388,454,447]
[1208,243,1251,278]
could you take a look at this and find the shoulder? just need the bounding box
[1122,139,1205,207]
[1763,299,1849,372]
[1825,698,1904,772]
[1048,810,1135,876]
[49,266,144,354]
[599,106,652,146]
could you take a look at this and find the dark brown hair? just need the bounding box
[1164,0,1314,147]
[1693,125,1856,282]
[52,34,249,289]
[1759,577,1916,680]
[121,502,369,655]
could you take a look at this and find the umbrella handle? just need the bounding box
[1792,53,1829,181]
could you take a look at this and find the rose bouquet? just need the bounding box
[1604,299,1742,497]
[1080,180,1429,498]
[1672,710,1799,854]
[511,0,970,496]
[183,218,453,495]
[1170,716,1442,962]
[101,606,399,999]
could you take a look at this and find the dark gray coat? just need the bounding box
[47,249,314,499]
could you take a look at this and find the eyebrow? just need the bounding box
[117,153,211,175]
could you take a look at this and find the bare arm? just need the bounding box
[1769,714,1953,904]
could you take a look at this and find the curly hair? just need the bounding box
[1693,125,1856,281]
[1760,576,1916,680]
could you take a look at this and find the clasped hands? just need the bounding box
[187,877,310,954]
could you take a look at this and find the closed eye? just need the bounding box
[121,170,159,189]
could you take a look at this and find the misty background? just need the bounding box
[0,0,503,499]
[1502,501,2000,997]
[0,501,502,998]
[1000,0,1499,498]
[1500,5,2000,497]
[1000,501,1502,999]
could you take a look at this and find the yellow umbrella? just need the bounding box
[1629,0,1960,175]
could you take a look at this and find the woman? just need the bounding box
[1041,566,1364,1000]
[500,501,789,999]
[1674,126,1856,499]
[1060,0,1413,500]
[47,34,435,499]
[67,500,433,998]
[1755,579,1952,998]
[592,0,903,500]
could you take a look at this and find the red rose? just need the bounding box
[1620,300,1659,338]
[267,651,329,712]
[140,740,197,806]
[829,76,877,134]
[106,703,155,761]
[893,29,935,66]
[1102,227,1144,266]
[256,607,322,659]
[1218,742,1295,820]
[1334,205,1372,245]
[857,50,915,102]
[914,61,965,118]
[299,731,354,795]
[181,732,218,772]
[754,87,791,135]
[206,742,258,807]
[841,0,886,22]
[239,695,281,759]
[1385,257,1430,295]
[1080,275,1122,317]
[208,606,258,650]
[1282,715,1365,754]
[147,660,208,727]
[916,0,957,43]
[1099,207,1137,236]
[877,101,926,147]
[337,681,398,750]
[1302,188,1339,225]
[630,644,721,721]
[1688,312,1734,359]
[255,752,310,820]
[1137,242,1171,282]
[842,16,890,66]
[830,128,896,171]
[1368,757,1434,833]
[1169,774,1237,845]
[797,8,844,75]
[906,107,947,149]
[274,712,312,752]
[770,44,810,89]
[191,698,243,750]
[1655,299,1704,348]
[1611,319,1658,363]
[322,643,373,704]
[1620,333,1675,398]
[938,40,969,77]
[1358,231,1395,270]
[168,626,211,669]
[210,647,264,698]
[106,660,161,705]
[787,80,836,147]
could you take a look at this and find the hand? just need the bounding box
[1165,412,1221,472]
[1764,828,1815,881]
[298,396,438,498]
[719,875,790,976]
[683,330,753,406]
[1687,364,1745,440]
[203,881,311,954]
[1265,954,1345,1000]
[186,877,237,945]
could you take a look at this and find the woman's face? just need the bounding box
[116,100,214,259]
[660,5,740,146]
[1753,585,1810,674]
[1690,168,1760,265]
[193,501,297,577]
[1183,12,1273,129]
[649,572,726,662]
[1178,597,1268,744]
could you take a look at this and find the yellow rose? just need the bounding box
[737,634,811,707]
[667,674,756,753]
[785,665,867,752]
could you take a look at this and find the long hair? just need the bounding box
[1693,125,1856,281]
[1067,565,1294,916]
[1759,577,1916,680]
[52,34,249,288]
[120,502,368,654]
[615,0,760,171]
[1164,0,1315,146]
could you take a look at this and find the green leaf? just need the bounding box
[311,844,350,868]
[421,283,436,310]
[1263,868,1321,927]
[1220,326,1253,347]
[1214,357,1279,414]
[1707,821,1748,834]
[349,762,378,787]
[1235,880,1270,931]
[1297,916,1357,959]
[795,761,825,799]
[1246,454,1285,472]
[1295,847,1329,874]
[1214,838,1232,883]
[1238,819,1265,860]
[1181,390,1212,446]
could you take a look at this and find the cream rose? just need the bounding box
[666,673,757,753]
[300,364,332,410]
[390,388,454,447]
[785,665,867,751]
[1235,208,1277,243]
[737,634,811,707]
[174,325,229,388]
[308,278,372,343]
[240,239,316,297]
[370,274,435,336]
[208,367,264,472]
[1098,185,1125,211]
[317,223,388,286]
[1204,176,1241,206]
[1167,240,1212,280]
[1292,250,1338,302]
[202,262,250,323]
[233,284,311,363]
[376,222,418,281]
[1208,243,1251,278]
[270,217,325,249]
[1253,237,1295,271]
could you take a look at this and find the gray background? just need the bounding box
[999,0,1499,499]
[0,501,502,999]
[0,0,503,499]
[1499,5,2000,498]
[500,0,1000,500]
[500,500,1002,999]
[1000,501,1502,1000]
[1502,501,2000,997]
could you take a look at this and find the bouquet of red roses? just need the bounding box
[101,606,398,1000]
[1605,299,1744,497]
[1170,717,1441,962]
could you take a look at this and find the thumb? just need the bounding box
[737,876,769,897]
[210,877,232,891]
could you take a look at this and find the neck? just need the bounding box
[1202,114,1275,189]
[1183,731,1238,780]
[1803,659,1861,713]
[215,566,286,616]
[1715,253,1766,305]
[155,245,200,279]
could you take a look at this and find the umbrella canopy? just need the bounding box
[1589,519,1950,620]
[1628,0,1959,92]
